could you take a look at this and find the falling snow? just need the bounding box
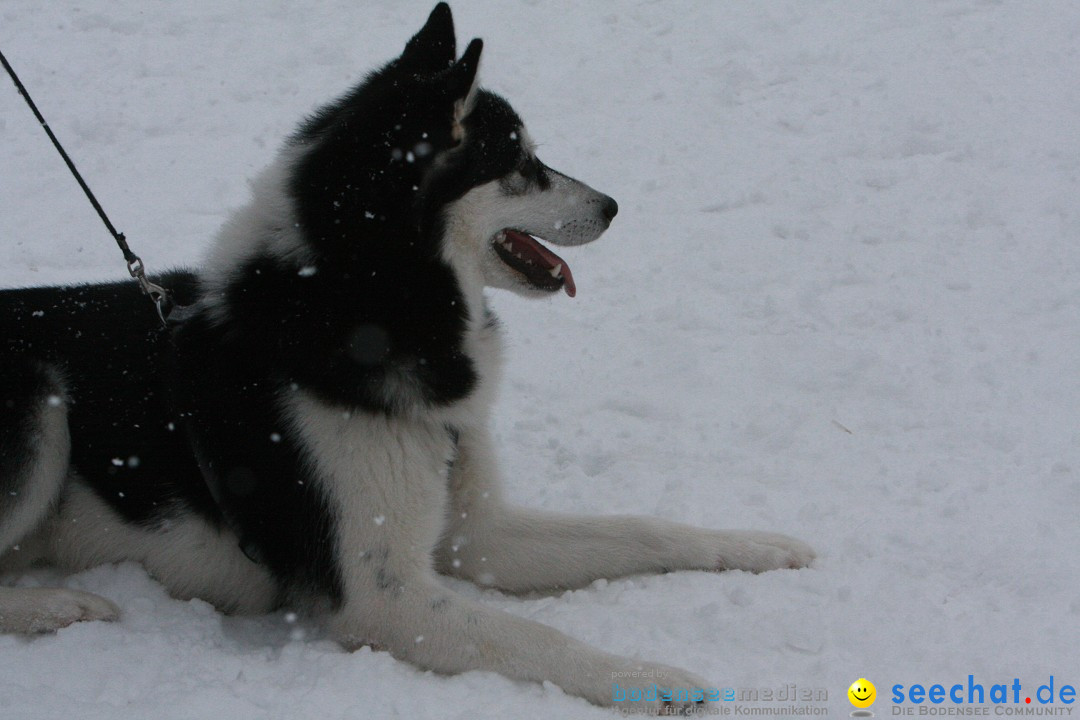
[0,3,1077,720]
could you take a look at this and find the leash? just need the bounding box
[1,48,173,325]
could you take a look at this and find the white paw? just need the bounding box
[22,588,120,633]
[715,530,815,573]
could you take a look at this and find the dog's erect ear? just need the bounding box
[447,38,483,101]
[401,3,457,71]
[448,39,482,143]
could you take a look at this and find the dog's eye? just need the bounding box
[518,156,550,189]
[499,156,548,196]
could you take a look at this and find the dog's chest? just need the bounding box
[285,390,460,552]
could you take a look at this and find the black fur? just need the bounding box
[0,4,508,605]
[430,90,527,207]
[0,275,216,527]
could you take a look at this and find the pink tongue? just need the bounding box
[505,230,576,297]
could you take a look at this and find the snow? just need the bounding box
[2,1,1079,717]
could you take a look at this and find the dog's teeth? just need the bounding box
[549,263,562,279]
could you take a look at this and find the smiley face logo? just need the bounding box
[848,678,877,709]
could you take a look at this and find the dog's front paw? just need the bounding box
[714,530,815,573]
[26,588,120,633]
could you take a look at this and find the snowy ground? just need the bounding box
[2,2,1079,718]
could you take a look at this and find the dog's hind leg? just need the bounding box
[436,427,815,593]
[0,361,119,633]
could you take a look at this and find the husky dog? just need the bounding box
[0,4,812,712]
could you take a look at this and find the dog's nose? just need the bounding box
[600,195,618,222]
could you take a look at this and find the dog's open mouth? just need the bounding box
[492,229,576,297]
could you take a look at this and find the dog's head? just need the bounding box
[288,3,617,299]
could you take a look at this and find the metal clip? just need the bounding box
[128,255,172,327]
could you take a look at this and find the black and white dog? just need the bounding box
[0,4,812,712]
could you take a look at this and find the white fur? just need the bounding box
[440,163,613,298]
[0,66,815,714]
[0,387,118,635]
[45,481,277,615]
[269,277,811,712]
[436,427,815,592]
[284,389,716,711]
[0,586,118,634]
[0,381,70,554]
